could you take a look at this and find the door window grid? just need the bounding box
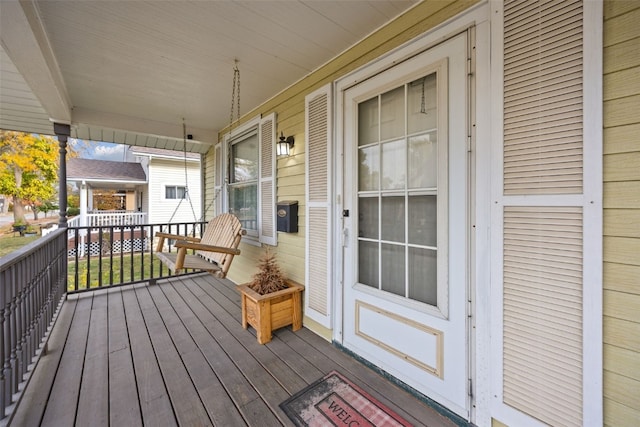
[357,72,441,306]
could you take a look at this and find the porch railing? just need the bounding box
[0,229,67,419]
[0,221,211,421]
[67,211,147,233]
[66,221,207,293]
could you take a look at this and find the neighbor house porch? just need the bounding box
[1,230,456,427]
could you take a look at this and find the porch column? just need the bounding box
[54,123,70,228]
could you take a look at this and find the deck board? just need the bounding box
[107,289,143,426]
[9,299,77,427]
[8,273,458,427]
[76,292,108,426]
[40,295,93,426]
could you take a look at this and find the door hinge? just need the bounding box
[468,378,473,398]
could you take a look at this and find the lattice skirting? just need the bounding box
[68,237,149,258]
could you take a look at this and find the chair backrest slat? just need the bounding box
[197,213,243,273]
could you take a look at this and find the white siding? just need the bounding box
[147,158,202,224]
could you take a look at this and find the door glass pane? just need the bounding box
[381,243,405,297]
[408,132,437,189]
[358,197,378,239]
[359,241,379,288]
[381,196,404,242]
[381,86,404,141]
[355,71,442,307]
[408,195,436,247]
[358,97,379,146]
[381,139,405,190]
[359,146,379,191]
[408,74,437,134]
[408,247,437,305]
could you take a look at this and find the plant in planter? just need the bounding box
[24,225,38,236]
[12,220,27,236]
[237,249,304,344]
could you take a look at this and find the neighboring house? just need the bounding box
[129,146,203,225]
[67,148,202,226]
[67,157,146,216]
[205,2,637,427]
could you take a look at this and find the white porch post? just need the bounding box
[79,181,88,257]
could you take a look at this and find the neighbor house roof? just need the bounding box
[129,146,200,160]
[67,158,146,182]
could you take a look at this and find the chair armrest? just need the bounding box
[155,232,200,252]
[155,232,201,242]
[174,240,241,255]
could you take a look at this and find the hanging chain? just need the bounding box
[420,77,427,114]
[229,61,241,132]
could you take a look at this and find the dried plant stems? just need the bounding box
[248,248,288,295]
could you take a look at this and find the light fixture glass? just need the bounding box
[277,132,294,156]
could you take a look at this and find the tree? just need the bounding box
[0,131,60,223]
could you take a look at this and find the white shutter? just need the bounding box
[494,1,601,426]
[305,84,332,327]
[259,113,277,246]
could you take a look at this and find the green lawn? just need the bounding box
[67,252,170,291]
[0,235,41,258]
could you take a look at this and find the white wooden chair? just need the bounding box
[155,213,245,278]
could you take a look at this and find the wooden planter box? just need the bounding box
[237,279,304,344]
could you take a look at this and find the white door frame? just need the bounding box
[333,4,491,425]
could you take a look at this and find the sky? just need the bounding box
[70,139,128,161]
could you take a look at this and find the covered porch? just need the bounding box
[6,270,454,427]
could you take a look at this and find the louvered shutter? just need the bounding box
[496,1,600,426]
[305,84,332,327]
[259,113,277,246]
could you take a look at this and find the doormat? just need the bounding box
[280,371,413,427]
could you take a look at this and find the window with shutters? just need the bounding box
[219,114,277,245]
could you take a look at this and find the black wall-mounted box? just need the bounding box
[277,201,298,233]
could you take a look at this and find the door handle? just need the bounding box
[342,228,349,248]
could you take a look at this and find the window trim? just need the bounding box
[164,185,187,200]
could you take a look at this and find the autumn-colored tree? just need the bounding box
[0,131,60,223]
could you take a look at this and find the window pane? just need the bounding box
[359,146,379,191]
[408,132,437,189]
[381,243,405,297]
[381,196,404,243]
[408,195,437,247]
[380,86,404,141]
[231,134,258,183]
[381,139,405,190]
[229,184,257,231]
[177,186,186,199]
[408,247,437,305]
[358,197,378,239]
[359,240,379,288]
[358,97,379,146]
[166,187,175,199]
[408,74,437,134]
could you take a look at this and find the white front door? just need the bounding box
[342,31,470,418]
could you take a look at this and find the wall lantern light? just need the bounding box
[276,132,295,157]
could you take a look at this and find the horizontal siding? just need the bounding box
[603,123,640,154]
[148,159,201,224]
[205,0,480,291]
[603,2,640,425]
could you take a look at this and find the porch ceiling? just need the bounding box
[0,0,417,154]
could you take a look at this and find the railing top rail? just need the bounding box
[0,228,67,271]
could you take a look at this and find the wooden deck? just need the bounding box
[8,274,457,427]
